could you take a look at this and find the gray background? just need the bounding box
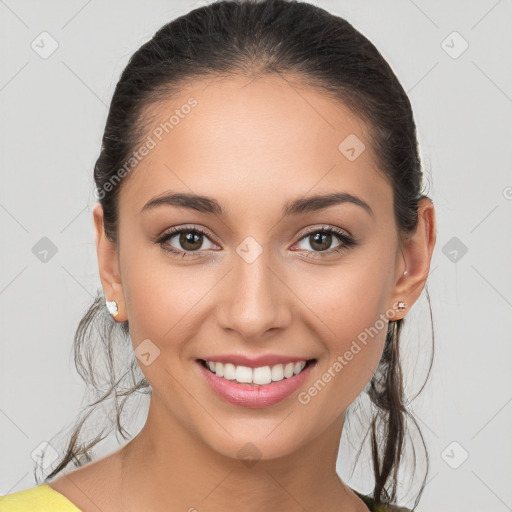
[1,1,511,510]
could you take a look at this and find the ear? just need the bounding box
[389,197,437,320]
[93,203,127,322]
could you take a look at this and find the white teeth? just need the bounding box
[253,366,272,385]
[235,365,253,383]
[293,362,304,375]
[223,363,236,380]
[284,362,295,378]
[214,361,224,377]
[203,359,309,385]
[271,364,284,381]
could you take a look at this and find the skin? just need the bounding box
[49,74,436,512]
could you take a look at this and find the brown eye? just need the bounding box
[293,227,357,259]
[157,226,218,257]
[308,232,334,252]
[297,229,343,252]
[178,231,203,251]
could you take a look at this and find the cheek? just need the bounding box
[120,245,222,352]
[290,253,395,406]
[119,256,220,408]
[297,291,390,419]
[292,245,394,334]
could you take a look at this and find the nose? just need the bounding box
[216,244,292,341]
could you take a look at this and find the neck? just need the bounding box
[116,396,367,512]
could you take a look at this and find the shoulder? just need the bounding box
[38,451,125,512]
[0,484,82,512]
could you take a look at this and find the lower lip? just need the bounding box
[196,360,316,408]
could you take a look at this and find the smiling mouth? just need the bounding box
[198,358,317,386]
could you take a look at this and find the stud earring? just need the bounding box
[397,301,407,311]
[105,300,118,317]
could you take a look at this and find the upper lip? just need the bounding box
[198,354,316,368]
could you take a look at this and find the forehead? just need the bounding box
[119,74,392,220]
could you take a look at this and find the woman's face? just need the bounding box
[96,74,420,461]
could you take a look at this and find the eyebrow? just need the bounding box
[140,191,374,219]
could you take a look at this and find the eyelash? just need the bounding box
[155,225,357,260]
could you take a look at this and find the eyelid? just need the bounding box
[156,224,356,258]
[156,225,219,253]
[294,224,353,241]
[158,224,214,239]
[291,225,356,255]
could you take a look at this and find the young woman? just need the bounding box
[0,1,436,510]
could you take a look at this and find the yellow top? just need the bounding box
[0,483,412,511]
[0,484,82,512]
